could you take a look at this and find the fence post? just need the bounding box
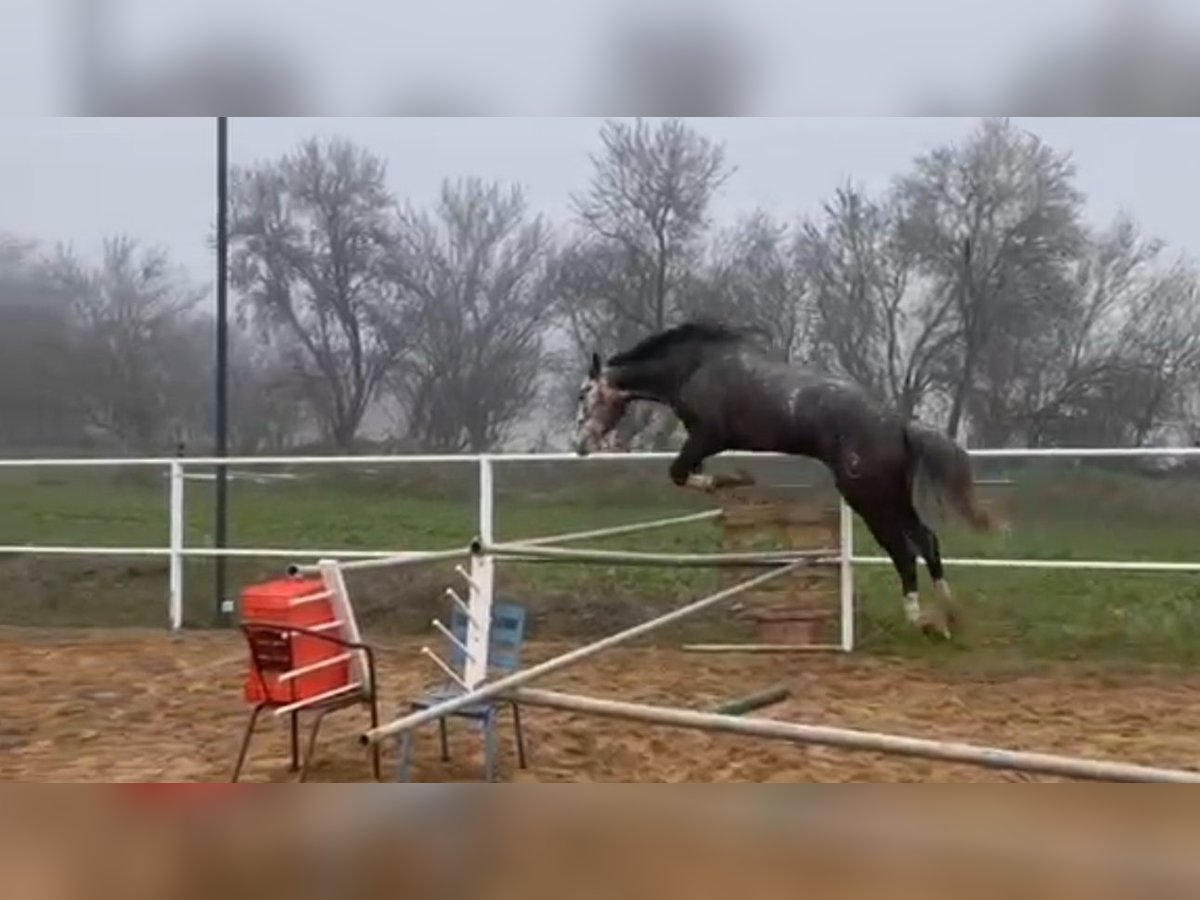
[464,456,496,688]
[168,458,185,631]
[838,497,855,652]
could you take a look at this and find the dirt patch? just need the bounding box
[2,626,1199,782]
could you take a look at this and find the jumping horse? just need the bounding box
[572,321,1001,639]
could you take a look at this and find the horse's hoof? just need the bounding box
[714,469,756,491]
[918,618,952,641]
[944,609,964,635]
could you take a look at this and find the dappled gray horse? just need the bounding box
[573,321,1001,639]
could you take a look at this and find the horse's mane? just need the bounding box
[607,320,750,367]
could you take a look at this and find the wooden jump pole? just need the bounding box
[360,559,811,747]
[506,688,1200,784]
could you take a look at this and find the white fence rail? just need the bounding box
[0,447,1197,637]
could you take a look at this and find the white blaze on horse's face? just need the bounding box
[574,352,627,457]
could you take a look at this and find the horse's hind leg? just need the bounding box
[841,485,943,637]
[905,514,963,635]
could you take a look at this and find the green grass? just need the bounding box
[1,460,1199,668]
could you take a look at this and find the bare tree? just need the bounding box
[893,117,1087,440]
[568,117,734,336]
[544,238,650,442]
[957,211,1200,448]
[698,211,809,362]
[386,179,556,452]
[227,329,313,453]
[50,236,208,452]
[553,238,650,363]
[0,236,83,450]
[1082,243,1200,446]
[229,137,407,449]
[560,117,733,447]
[796,185,952,419]
[983,214,1148,445]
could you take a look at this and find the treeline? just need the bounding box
[2,117,1198,456]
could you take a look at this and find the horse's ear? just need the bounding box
[589,351,601,379]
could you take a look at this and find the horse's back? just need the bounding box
[740,353,909,461]
[687,351,885,457]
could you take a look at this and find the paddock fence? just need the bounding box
[0,447,1199,647]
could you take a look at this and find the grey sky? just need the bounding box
[9,0,1200,114]
[1,117,1198,299]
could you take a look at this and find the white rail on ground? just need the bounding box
[508,688,1200,783]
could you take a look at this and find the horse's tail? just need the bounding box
[904,422,1004,534]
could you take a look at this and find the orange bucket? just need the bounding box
[240,577,352,705]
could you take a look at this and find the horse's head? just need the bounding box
[574,351,630,457]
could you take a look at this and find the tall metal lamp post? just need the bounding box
[215,116,231,625]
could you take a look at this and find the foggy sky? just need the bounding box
[0,117,1198,299]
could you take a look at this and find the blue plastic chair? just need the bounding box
[395,600,529,782]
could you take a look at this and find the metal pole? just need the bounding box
[214,115,230,625]
[507,688,1200,783]
[839,498,855,652]
[167,458,185,631]
[360,559,809,746]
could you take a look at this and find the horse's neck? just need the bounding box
[612,358,689,406]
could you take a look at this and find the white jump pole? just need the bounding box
[509,509,723,548]
[507,688,1200,783]
[360,559,811,747]
[287,546,472,577]
[480,541,837,568]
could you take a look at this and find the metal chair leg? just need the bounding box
[483,710,498,782]
[367,700,382,782]
[394,703,423,782]
[511,702,528,769]
[439,716,450,762]
[289,711,301,772]
[231,704,266,783]
[395,731,414,782]
[298,708,332,783]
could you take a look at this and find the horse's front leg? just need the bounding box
[669,435,713,492]
[669,434,754,493]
